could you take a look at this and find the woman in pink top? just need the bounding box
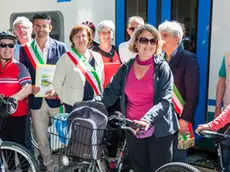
[196,104,230,132]
[93,24,179,172]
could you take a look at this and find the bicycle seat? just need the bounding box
[199,130,230,140]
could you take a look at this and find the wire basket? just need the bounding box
[48,116,108,160]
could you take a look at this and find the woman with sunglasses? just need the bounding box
[158,21,200,163]
[93,24,179,172]
[53,25,104,113]
[0,31,32,171]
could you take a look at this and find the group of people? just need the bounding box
[7,12,230,172]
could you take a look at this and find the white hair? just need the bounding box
[13,16,33,31]
[158,20,183,43]
[128,16,144,25]
[96,20,115,33]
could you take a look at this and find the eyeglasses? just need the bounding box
[128,27,136,32]
[0,43,15,48]
[137,37,158,45]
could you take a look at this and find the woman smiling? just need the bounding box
[53,25,104,113]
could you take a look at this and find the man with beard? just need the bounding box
[20,13,67,172]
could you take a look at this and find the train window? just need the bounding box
[171,0,198,53]
[10,11,64,42]
[125,0,147,41]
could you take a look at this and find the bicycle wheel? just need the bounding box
[0,140,39,172]
[156,162,201,172]
[59,161,99,172]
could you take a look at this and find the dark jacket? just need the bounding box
[95,56,179,138]
[168,46,200,122]
[19,37,67,110]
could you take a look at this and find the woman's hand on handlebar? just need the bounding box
[133,120,150,131]
[195,124,211,135]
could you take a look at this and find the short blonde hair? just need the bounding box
[129,24,163,55]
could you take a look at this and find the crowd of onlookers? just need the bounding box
[0,12,229,172]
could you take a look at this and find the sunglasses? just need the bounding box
[0,43,15,49]
[128,27,136,32]
[138,37,158,45]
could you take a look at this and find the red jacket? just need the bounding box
[0,59,31,116]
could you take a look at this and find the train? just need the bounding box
[0,0,228,140]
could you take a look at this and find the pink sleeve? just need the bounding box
[208,104,230,131]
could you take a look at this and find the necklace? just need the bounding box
[135,55,154,66]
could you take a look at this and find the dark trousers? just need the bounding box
[0,115,28,171]
[25,112,34,154]
[126,131,173,172]
[173,132,187,162]
[0,115,26,144]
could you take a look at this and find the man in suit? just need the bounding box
[20,13,67,172]
[158,21,200,163]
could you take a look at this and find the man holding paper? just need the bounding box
[20,13,67,172]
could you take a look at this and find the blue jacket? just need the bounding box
[20,37,67,110]
[168,46,200,122]
[94,56,179,138]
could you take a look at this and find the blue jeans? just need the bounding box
[25,112,34,154]
[173,132,187,162]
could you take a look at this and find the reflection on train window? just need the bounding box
[10,11,64,42]
[125,0,147,41]
[172,0,198,53]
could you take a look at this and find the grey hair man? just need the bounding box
[119,16,144,63]
[13,16,33,61]
[159,20,199,163]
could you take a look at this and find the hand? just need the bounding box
[32,86,40,94]
[179,119,188,134]
[214,108,221,118]
[195,124,210,135]
[45,90,57,99]
[133,120,150,131]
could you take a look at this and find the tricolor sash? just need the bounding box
[172,85,195,150]
[23,40,45,70]
[23,40,65,113]
[66,48,102,96]
[163,54,194,149]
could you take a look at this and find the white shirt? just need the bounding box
[118,40,136,63]
[34,38,49,64]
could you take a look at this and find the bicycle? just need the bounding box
[198,130,230,172]
[155,162,201,172]
[0,95,40,171]
[48,112,139,172]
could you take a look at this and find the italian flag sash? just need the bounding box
[23,40,65,113]
[23,40,45,70]
[66,48,102,96]
[173,85,195,150]
[163,54,194,149]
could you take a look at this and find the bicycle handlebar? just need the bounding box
[108,111,145,135]
[199,130,230,139]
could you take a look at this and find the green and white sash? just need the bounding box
[66,48,102,96]
[23,40,45,69]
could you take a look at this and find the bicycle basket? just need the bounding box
[48,101,108,160]
[48,117,106,160]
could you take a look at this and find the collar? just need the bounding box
[163,45,181,62]
[0,58,14,70]
[34,37,49,50]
